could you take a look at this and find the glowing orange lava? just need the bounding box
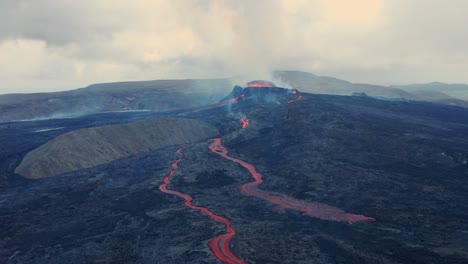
[176,146,186,154]
[247,83,273,88]
[159,147,245,264]
[240,118,249,128]
[209,138,375,224]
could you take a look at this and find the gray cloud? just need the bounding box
[1,0,468,94]
[0,0,118,45]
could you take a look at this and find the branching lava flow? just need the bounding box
[209,139,375,224]
[159,147,245,264]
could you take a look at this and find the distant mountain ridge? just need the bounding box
[391,82,468,100]
[1,71,468,122]
[0,79,232,122]
[274,71,468,108]
[274,70,413,98]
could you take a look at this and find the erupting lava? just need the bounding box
[209,138,375,224]
[247,83,273,88]
[246,80,274,88]
[240,118,249,128]
[159,83,375,262]
[159,147,245,264]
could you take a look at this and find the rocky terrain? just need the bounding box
[15,118,219,179]
[1,85,468,263]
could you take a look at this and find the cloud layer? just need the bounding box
[1,0,468,93]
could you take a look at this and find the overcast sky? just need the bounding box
[1,0,468,94]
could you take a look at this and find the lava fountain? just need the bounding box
[209,138,375,224]
[159,146,245,264]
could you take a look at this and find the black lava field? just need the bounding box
[1,86,468,264]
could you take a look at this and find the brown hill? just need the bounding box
[15,118,219,178]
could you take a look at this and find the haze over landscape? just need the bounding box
[2,0,468,93]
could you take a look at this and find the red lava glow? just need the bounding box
[176,146,186,154]
[209,138,375,224]
[240,118,249,128]
[247,83,273,88]
[159,146,245,264]
[288,95,303,104]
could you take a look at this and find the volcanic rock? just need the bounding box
[15,118,219,178]
[1,91,468,263]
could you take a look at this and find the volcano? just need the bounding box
[1,81,468,264]
[223,81,302,105]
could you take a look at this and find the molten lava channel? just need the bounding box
[209,138,375,224]
[159,146,245,264]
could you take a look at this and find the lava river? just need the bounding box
[209,139,375,223]
[159,146,245,264]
